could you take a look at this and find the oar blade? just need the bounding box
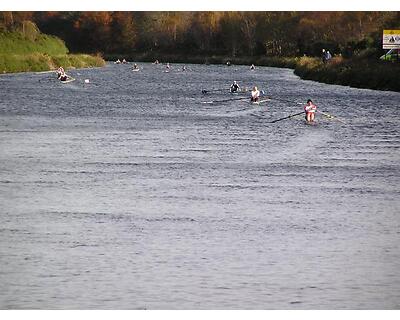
[270,111,304,123]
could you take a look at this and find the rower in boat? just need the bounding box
[115,59,121,64]
[250,64,255,70]
[59,70,68,82]
[304,99,317,123]
[165,63,171,72]
[132,63,139,71]
[56,66,64,79]
[122,58,127,64]
[230,81,240,93]
[153,59,159,64]
[251,86,260,103]
[182,65,187,71]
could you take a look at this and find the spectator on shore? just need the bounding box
[326,50,332,61]
[322,49,327,63]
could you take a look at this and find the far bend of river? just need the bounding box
[0,63,399,309]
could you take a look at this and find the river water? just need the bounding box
[0,63,399,309]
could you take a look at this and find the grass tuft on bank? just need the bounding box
[0,53,105,73]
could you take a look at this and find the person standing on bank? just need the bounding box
[326,50,332,61]
[322,49,327,63]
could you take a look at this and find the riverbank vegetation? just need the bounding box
[0,18,105,73]
[31,11,400,91]
[30,12,398,58]
[293,56,400,92]
[1,12,399,90]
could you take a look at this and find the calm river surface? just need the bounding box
[0,63,399,309]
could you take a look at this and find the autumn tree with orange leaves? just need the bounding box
[23,11,400,57]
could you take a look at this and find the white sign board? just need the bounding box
[383,30,400,49]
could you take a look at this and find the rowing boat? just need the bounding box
[61,77,76,84]
[250,99,269,105]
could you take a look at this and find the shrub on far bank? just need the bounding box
[52,54,105,69]
[294,56,400,92]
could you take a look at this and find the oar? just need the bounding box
[201,88,226,94]
[270,111,304,123]
[318,110,346,124]
[267,96,303,105]
[203,87,251,94]
[201,96,249,104]
[250,113,267,119]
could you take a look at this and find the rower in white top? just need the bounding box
[251,86,260,103]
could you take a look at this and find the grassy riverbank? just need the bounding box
[0,28,105,73]
[0,52,105,73]
[293,56,400,92]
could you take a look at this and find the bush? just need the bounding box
[0,31,68,55]
[293,56,400,92]
[0,28,105,73]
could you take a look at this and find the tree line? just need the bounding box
[1,11,399,58]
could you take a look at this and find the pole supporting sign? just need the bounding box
[383,30,400,49]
